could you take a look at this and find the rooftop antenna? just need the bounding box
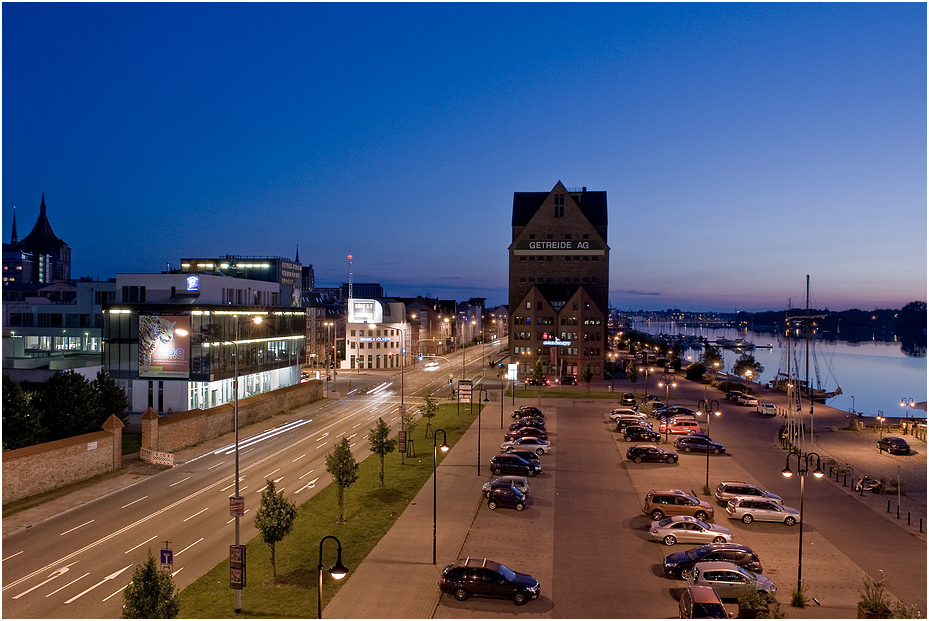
[347,254,353,301]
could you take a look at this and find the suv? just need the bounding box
[561,375,577,385]
[621,393,637,406]
[679,584,728,619]
[438,557,541,605]
[714,481,783,506]
[482,476,530,497]
[877,436,910,455]
[512,406,543,419]
[663,543,763,578]
[489,454,541,477]
[659,419,702,434]
[624,425,661,443]
[674,435,725,455]
[644,489,714,521]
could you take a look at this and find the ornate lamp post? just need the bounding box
[901,397,914,422]
[781,449,824,593]
[433,429,449,564]
[638,366,654,405]
[317,535,349,618]
[697,399,721,489]
[658,373,676,407]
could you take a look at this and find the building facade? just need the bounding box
[344,299,409,371]
[508,181,609,381]
[2,193,72,287]
[180,254,302,306]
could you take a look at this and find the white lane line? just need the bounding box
[3,551,24,562]
[120,496,148,509]
[102,584,126,602]
[295,478,318,493]
[292,453,306,462]
[298,469,314,479]
[169,477,191,487]
[208,461,225,470]
[316,442,327,449]
[60,520,94,536]
[45,573,89,597]
[65,564,132,604]
[315,432,330,441]
[171,567,184,578]
[176,538,203,556]
[125,535,158,554]
[346,433,357,440]
[352,421,362,428]
[13,564,77,599]
[182,508,209,522]
[262,469,280,479]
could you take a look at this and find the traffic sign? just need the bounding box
[230,495,244,516]
[160,548,173,572]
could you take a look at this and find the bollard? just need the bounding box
[888,499,891,513]
[897,505,900,519]
[843,473,847,487]
[908,512,911,525]
[920,518,923,533]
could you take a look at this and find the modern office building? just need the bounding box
[343,299,409,371]
[508,181,609,381]
[102,272,305,414]
[180,254,302,306]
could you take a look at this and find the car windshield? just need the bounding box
[495,563,517,582]
[692,603,727,618]
[695,519,712,530]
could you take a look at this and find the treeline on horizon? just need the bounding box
[740,301,926,337]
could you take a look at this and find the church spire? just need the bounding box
[11,205,17,245]
[295,244,300,263]
[40,190,47,217]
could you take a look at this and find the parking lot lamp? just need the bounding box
[658,373,676,407]
[638,366,654,404]
[697,399,721,490]
[901,397,914,421]
[433,429,449,565]
[877,411,885,436]
[781,449,823,594]
[317,535,348,618]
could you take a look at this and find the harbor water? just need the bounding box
[633,321,927,419]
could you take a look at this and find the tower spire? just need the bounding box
[11,205,17,244]
[295,244,300,263]
[40,190,46,217]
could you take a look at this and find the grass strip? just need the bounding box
[179,403,479,618]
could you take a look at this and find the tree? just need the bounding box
[325,437,359,523]
[626,363,638,384]
[121,551,180,618]
[367,417,396,486]
[419,393,438,438]
[700,345,724,372]
[580,363,594,396]
[532,359,544,385]
[35,370,101,441]
[93,368,130,424]
[3,375,46,450]
[731,353,764,385]
[254,479,298,583]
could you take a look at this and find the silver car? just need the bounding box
[609,408,645,421]
[482,476,530,497]
[686,561,776,599]
[500,437,551,455]
[714,481,783,506]
[649,515,733,546]
[726,497,800,526]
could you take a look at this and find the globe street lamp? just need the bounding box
[433,429,449,564]
[638,366,654,405]
[317,535,349,618]
[658,373,676,407]
[781,449,823,594]
[697,399,721,490]
[901,397,914,422]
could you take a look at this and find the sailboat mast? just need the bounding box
[805,275,815,447]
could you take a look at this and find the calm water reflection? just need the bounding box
[634,321,927,418]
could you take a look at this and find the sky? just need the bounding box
[2,3,926,313]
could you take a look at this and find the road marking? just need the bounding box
[352,421,362,428]
[292,453,306,462]
[262,469,280,479]
[183,508,209,522]
[3,551,24,562]
[124,535,158,554]
[176,538,203,556]
[171,567,184,577]
[295,478,318,493]
[169,477,191,487]
[46,573,89,597]
[13,564,76,599]
[207,461,225,469]
[316,442,327,449]
[298,469,314,479]
[102,584,126,602]
[315,432,330,441]
[65,565,132,604]
[120,496,148,509]
[60,520,94,536]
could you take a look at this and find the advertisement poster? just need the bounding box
[139,314,191,378]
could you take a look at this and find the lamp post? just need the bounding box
[901,397,914,422]
[317,535,349,618]
[781,448,823,593]
[877,410,884,436]
[478,388,488,475]
[323,321,333,391]
[433,429,449,564]
[638,366,654,405]
[658,373,676,407]
[697,399,721,490]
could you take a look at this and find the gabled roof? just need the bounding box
[512,183,607,228]
[19,192,69,258]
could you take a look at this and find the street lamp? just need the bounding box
[317,535,349,618]
[877,410,885,436]
[323,321,333,391]
[478,388,488,475]
[781,449,823,594]
[697,399,721,490]
[433,429,449,564]
[638,366,654,405]
[658,373,676,407]
[901,397,914,422]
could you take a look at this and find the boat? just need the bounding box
[713,337,755,350]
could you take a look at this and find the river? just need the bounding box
[633,320,927,419]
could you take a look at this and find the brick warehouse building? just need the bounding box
[508,181,609,382]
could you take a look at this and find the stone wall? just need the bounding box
[146,379,322,454]
[2,415,124,504]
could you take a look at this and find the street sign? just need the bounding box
[508,364,518,380]
[458,379,472,400]
[230,495,244,516]
[398,430,407,453]
[160,549,173,573]
[229,545,246,589]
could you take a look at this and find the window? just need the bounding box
[526,302,531,309]
[554,193,564,218]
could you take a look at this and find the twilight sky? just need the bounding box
[3,3,925,312]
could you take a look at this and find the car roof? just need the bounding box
[693,561,740,571]
[686,585,725,603]
[718,480,758,487]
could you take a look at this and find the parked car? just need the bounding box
[674,436,726,455]
[726,497,800,525]
[561,375,577,385]
[725,390,743,402]
[756,402,777,416]
[487,486,528,511]
[623,425,661,443]
[616,417,651,431]
[626,445,679,464]
[663,543,763,578]
[649,516,732,546]
[526,377,550,386]
[645,394,663,403]
[643,489,714,521]
[686,561,776,600]
[438,557,541,605]
[609,408,644,421]
[501,437,551,455]
[737,394,759,407]
[660,419,702,434]
[512,406,543,419]
[714,481,783,506]
[482,476,530,497]
[489,454,541,477]
[510,416,545,431]
[853,474,883,494]
[503,426,549,441]
[506,450,542,465]
[655,405,696,419]
[620,393,637,406]
[877,436,910,455]
[679,584,729,619]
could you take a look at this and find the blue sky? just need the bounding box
[3,3,925,312]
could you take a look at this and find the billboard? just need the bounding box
[348,299,383,324]
[139,314,191,378]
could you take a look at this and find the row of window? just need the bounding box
[519,255,599,262]
[6,313,100,328]
[525,301,590,311]
[526,231,591,240]
[349,340,397,349]
[519,277,599,286]
[513,346,602,357]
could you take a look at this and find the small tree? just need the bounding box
[532,359,544,385]
[254,479,298,583]
[367,418,397,486]
[2,375,45,450]
[325,437,359,523]
[580,363,594,396]
[35,370,101,441]
[420,393,438,438]
[732,353,764,386]
[93,368,130,424]
[700,345,724,371]
[627,363,638,385]
[121,551,180,618]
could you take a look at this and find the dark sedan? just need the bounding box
[626,444,679,464]
[663,543,763,579]
[504,426,549,441]
[877,436,910,455]
[509,417,545,431]
[623,425,661,443]
[512,406,543,419]
[439,558,541,606]
[674,435,725,455]
[490,454,541,477]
